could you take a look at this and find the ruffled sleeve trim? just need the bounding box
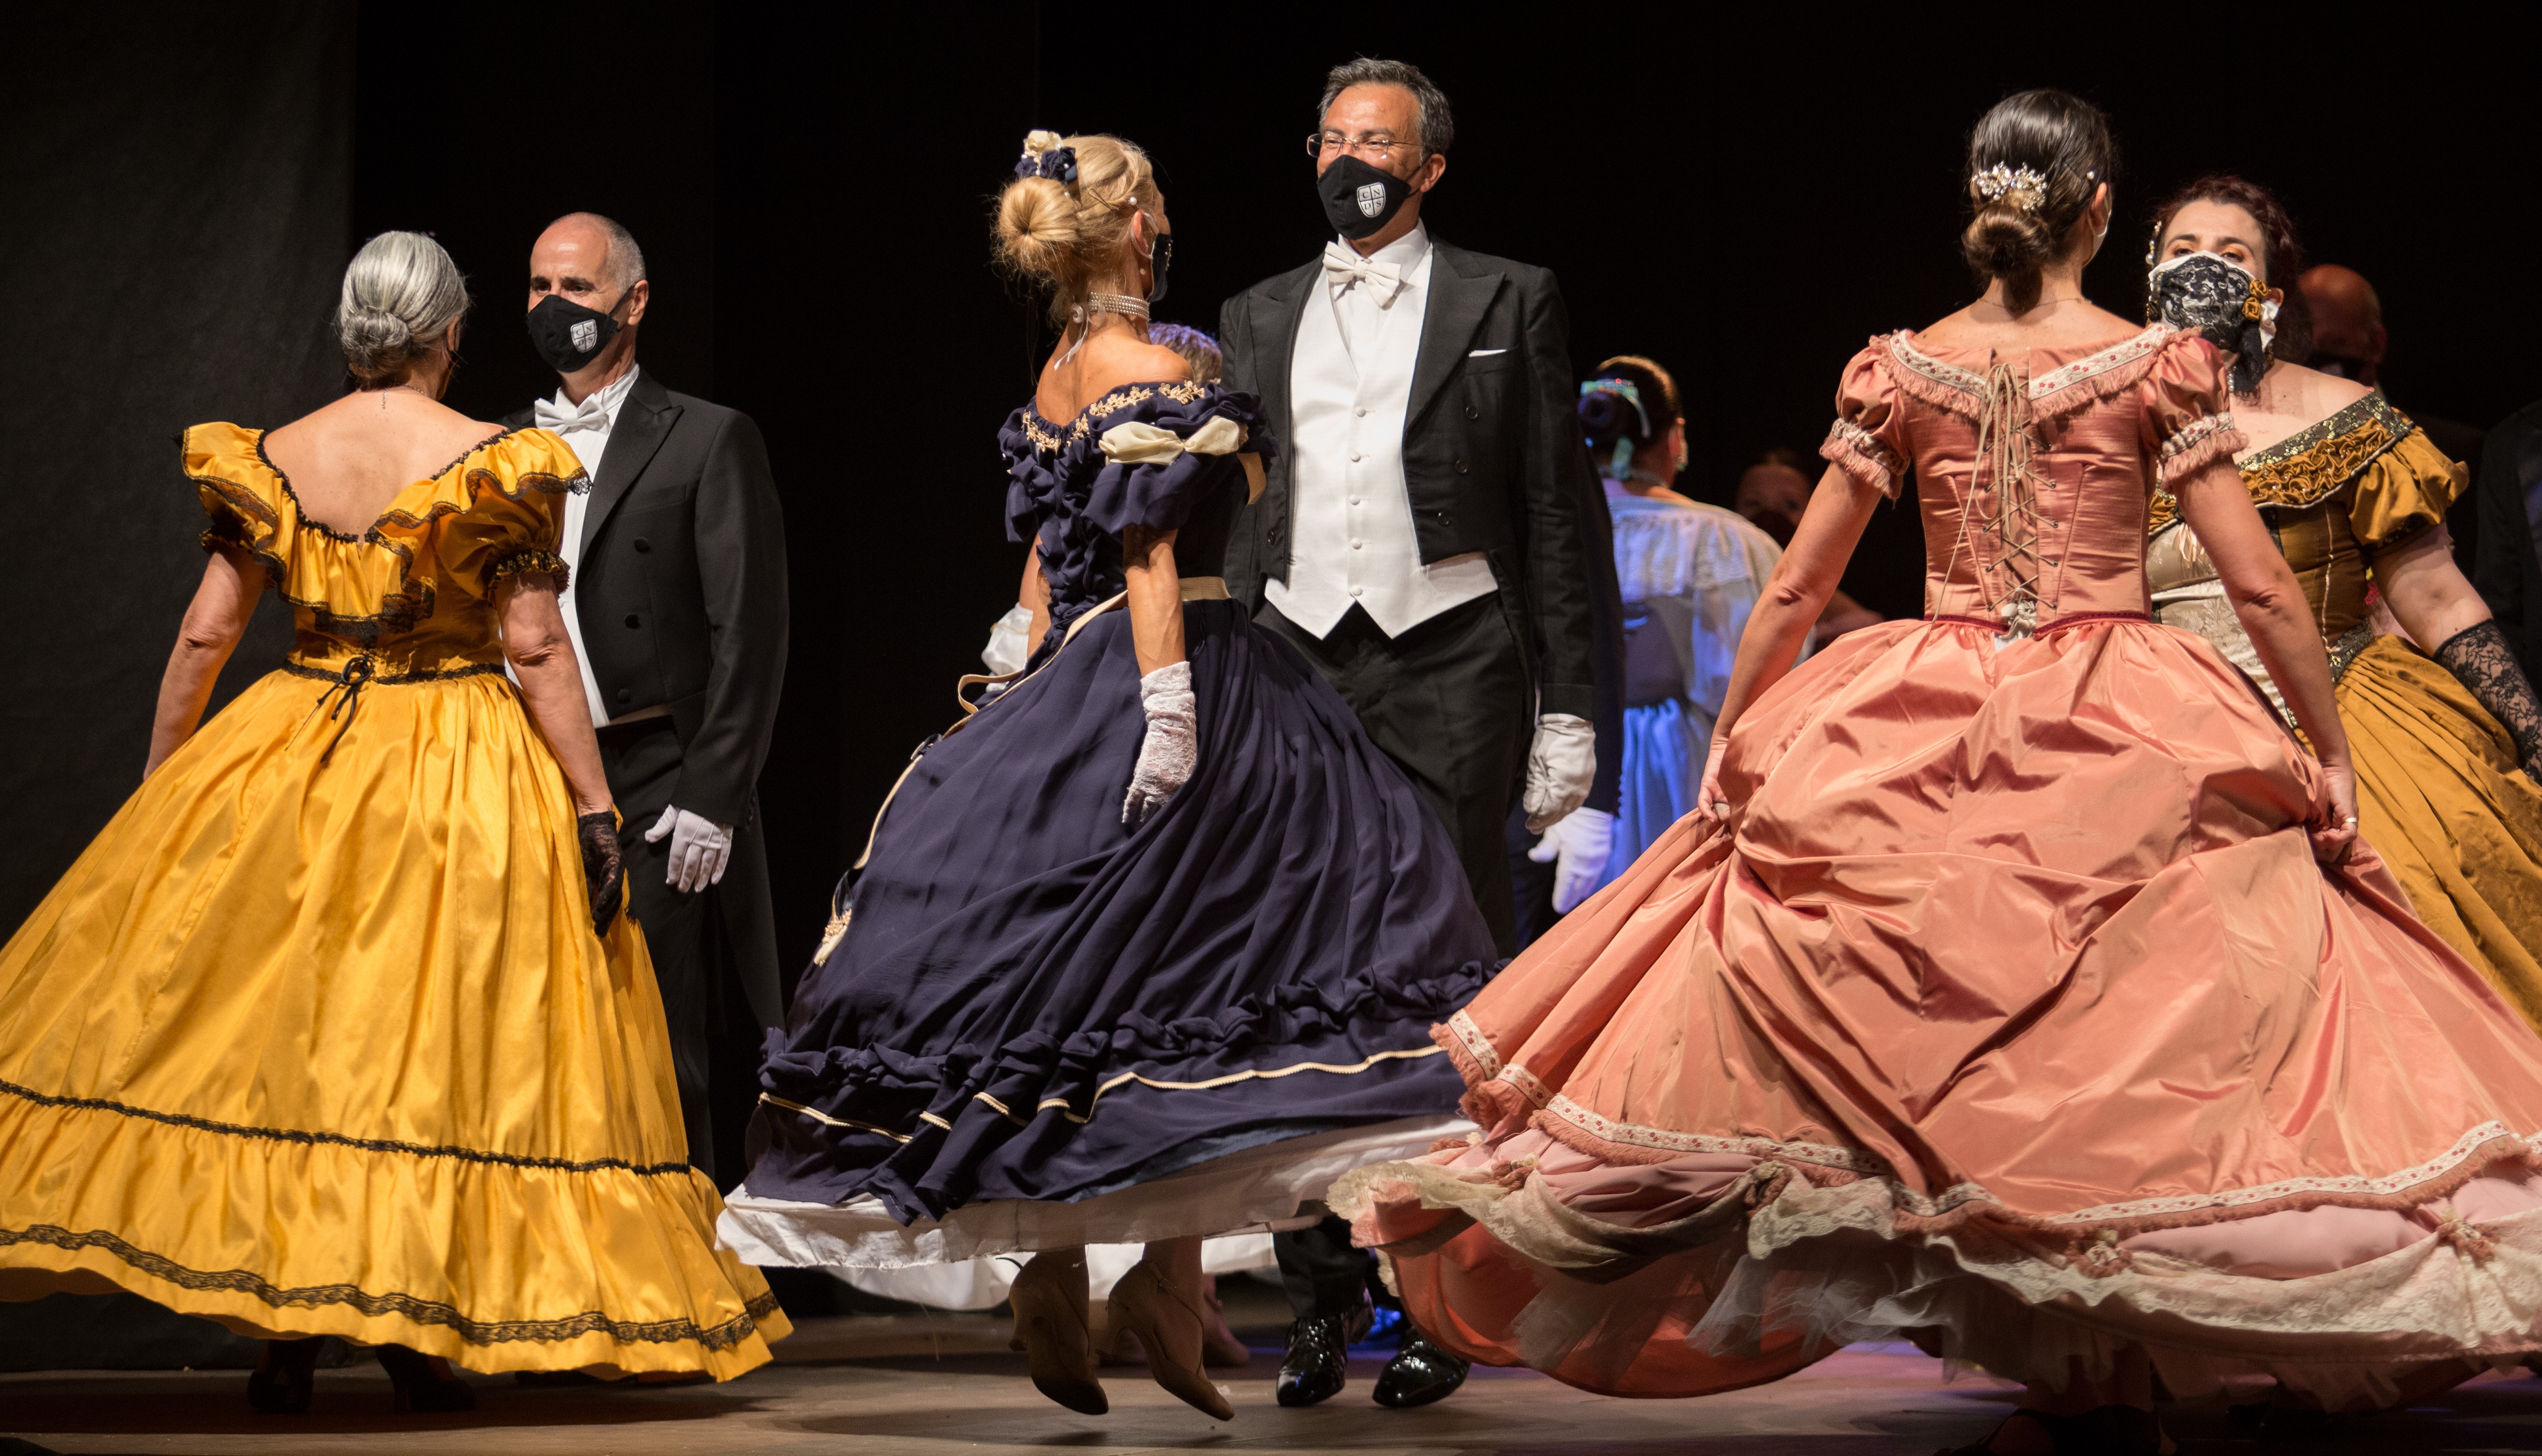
[1881,332,1987,420]
[489,547,570,591]
[1820,338,1915,499]
[2351,423,2464,551]
[2156,412,2249,486]
[1821,419,1905,500]
[371,428,586,546]
[183,422,283,573]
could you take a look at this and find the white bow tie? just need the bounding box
[1322,243,1407,306]
[534,392,613,436]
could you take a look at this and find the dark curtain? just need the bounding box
[0,5,350,928]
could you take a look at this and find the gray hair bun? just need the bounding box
[336,231,472,379]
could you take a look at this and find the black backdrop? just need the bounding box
[9,6,2542,979]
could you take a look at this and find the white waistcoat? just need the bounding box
[1266,240,1497,638]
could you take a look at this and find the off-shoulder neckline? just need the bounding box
[1021,379,1211,432]
[249,426,522,542]
[1890,324,2181,406]
[2237,390,2406,471]
[1897,322,2168,366]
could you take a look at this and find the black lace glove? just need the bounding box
[576,810,626,938]
[2433,621,2542,783]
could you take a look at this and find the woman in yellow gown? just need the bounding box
[0,232,785,1409]
[2147,178,2542,1019]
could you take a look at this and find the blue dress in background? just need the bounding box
[729,383,1494,1261]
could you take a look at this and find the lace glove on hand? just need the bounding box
[1527,806,1614,914]
[2433,620,2542,783]
[1522,714,1597,833]
[645,806,734,893]
[576,810,625,938]
[983,603,1034,677]
[1123,660,1197,826]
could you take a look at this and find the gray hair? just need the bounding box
[335,231,472,379]
[1318,57,1453,158]
[549,212,648,291]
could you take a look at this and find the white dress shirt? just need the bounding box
[1267,223,1499,638]
[533,364,647,727]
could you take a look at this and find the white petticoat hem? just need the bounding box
[719,1114,1474,1269]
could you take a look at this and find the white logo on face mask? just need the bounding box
[571,319,598,351]
[1356,182,1387,219]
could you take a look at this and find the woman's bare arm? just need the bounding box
[2173,459,2358,859]
[1122,526,1184,677]
[497,576,613,816]
[1711,466,1884,746]
[1021,547,1051,650]
[146,552,267,777]
[2374,526,2493,647]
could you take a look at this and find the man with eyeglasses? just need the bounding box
[1219,55,1599,1414]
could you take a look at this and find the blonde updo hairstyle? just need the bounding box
[335,230,473,382]
[995,131,1161,325]
[1959,89,2115,316]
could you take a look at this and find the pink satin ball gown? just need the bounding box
[1335,325,2542,1410]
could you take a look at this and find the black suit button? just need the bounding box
[615,688,632,705]
[1454,458,1470,474]
[624,613,641,628]
[633,537,651,553]
[1463,405,1480,420]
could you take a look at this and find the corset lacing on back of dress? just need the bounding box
[1949,361,2051,640]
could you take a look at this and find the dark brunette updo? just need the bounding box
[2147,173,2313,365]
[1579,355,1681,477]
[1960,89,2115,315]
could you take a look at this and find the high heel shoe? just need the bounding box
[1108,1261,1235,1420]
[1007,1255,1107,1415]
[375,1344,476,1413]
[246,1337,323,1413]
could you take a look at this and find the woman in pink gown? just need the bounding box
[1334,90,2542,1454]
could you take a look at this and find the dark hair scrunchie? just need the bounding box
[1015,145,1078,185]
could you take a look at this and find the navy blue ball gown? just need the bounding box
[721,381,1496,1265]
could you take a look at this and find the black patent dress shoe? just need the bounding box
[1372,1325,1469,1408]
[1274,1314,1352,1407]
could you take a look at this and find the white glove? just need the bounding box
[1522,713,1596,833]
[983,603,1033,677]
[645,805,734,893]
[1527,805,1614,914]
[1123,660,1197,826]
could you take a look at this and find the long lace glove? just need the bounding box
[983,603,1033,677]
[1527,806,1614,914]
[2434,621,2542,783]
[1123,660,1197,826]
[576,810,626,938]
[1521,714,1597,833]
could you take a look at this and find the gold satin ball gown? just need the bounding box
[2146,392,2542,1021]
[0,424,786,1379]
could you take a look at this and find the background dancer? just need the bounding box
[2146,174,2542,1020]
[1340,89,2542,1453]
[502,213,791,1186]
[1216,54,1598,1412]
[728,130,1495,1422]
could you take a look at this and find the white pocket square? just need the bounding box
[1468,347,1507,357]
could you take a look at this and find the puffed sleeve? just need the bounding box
[425,429,585,599]
[1819,342,1911,499]
[1084,385,1276,534]
[182,422,280,561]
[2139,333,2247,486]
[2351,423,2464,552]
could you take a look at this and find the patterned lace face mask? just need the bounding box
[2149,251,2278,395]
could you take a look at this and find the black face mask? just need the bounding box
[527,284,637,376]
[1317,154,1415,241]
[1146,230,1173,304]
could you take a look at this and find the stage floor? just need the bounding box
[11,1281,2542,1454]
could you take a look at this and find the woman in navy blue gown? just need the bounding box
[723,131,1496,1419]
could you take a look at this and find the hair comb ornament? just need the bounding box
[1971,163,2048,212]
[1016,130,1078,187]
[1581,377,1653,477]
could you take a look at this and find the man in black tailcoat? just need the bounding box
[1218,58,1599,1413]
[506,212,789,1185]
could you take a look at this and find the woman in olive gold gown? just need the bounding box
[0,233,784,1410]
[2148,177,2542,1019]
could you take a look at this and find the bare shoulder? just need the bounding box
[2283,362,2373,418]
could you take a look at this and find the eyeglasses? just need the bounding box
[1307,132,1411,163]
